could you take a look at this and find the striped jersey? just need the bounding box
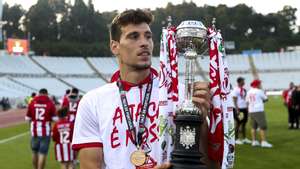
[62,95,81,123]
[25,95,57,137]
[52,118,74,162]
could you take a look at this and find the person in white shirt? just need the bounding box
[71,9,212,169]
[246,79,272,148]
[232,77,251,144]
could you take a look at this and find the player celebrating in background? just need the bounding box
[62,88,80,123]
[25,88,57,169]
[246,80,272,148]
[232,77,251,144]
[52,107,75,169]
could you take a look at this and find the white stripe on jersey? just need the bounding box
[63,144,69,161]
[70,145,74,160]
[55,143,73,162]
[30,122,34,136]
[45,122,50,136]
[56,144,62,161]
[36,121,43,136]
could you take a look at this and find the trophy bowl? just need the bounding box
[176,20,207,58]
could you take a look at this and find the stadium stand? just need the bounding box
[0,55,45,75]
[62,77,106,92]
[252,51,300,71]
[33,56,95,75]
[12,77,70,97]
[227,54,251,72]
[87,57,119,79]
[0,76,35,97]
[1,51,299,103]
[258,72,300,90]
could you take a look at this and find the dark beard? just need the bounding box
[131,62,151,70]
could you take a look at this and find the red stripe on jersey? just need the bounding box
[72,142,103,151]
[60,144,64,162]
[33,121,37,137]
[42,122,46,137]
[68,144,71,161]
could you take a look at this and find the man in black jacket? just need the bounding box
[291,85,300,129]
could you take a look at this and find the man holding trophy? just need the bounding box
[72,9,232,169]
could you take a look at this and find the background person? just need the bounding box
[246,80,272,148]
[25,88,57,169]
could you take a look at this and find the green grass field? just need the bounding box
[0,96,299,169]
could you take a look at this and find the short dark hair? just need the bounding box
[71,87,79,94]
[110,9,154,42]
[39,88,48,95]
[57,107,68,118]
[66,89,71,95]
[237,77,245,83]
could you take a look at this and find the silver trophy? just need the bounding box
[171,20,208,169]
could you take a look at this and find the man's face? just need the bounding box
[239,80,245,87]
[111,23,153,70]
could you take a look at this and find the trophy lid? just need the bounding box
[176,20,207,55]
[176,20,207,39]
[177,20,207,30]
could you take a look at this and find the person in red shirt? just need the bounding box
[61,89,71,104]
[25,88,57,169]
[62,88,80,123]
[52,107,75,169]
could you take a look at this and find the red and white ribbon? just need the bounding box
[207,27,235,169]
[158,26,178,163]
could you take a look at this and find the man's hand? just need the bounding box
[154,162,172,169]
[192,81,210,117]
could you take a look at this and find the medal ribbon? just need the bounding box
[118,77,153,148]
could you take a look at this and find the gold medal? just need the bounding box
[130,149,146,166]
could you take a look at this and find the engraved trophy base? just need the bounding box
[171,113,207,169]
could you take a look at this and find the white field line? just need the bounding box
[0,132,29,144]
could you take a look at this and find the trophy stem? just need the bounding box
[184,57,195,103]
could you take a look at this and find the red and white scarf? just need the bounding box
[207,28,235,169]
[158,26,178,162]
[159,26,178,102]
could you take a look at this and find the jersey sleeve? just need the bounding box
[245,92,250,103]
[260,90,268,101]
[52,123,59,142]
[232,88,238,98]
[62,97,69,108]
[25,102,33,121]
[72,94,103,151]
[70,122,74,142]
[50,101,58,122]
